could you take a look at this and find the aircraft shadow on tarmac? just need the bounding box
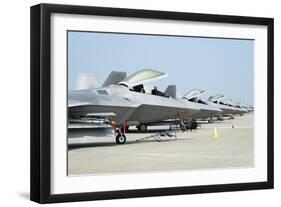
[126,129,198,133]
[68,128,194,150]
[68,139,170,150]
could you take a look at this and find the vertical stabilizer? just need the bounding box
[75,73,97,90]
[102,71,127,87]
[164,85,177,98]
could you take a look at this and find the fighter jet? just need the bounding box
[134,88,222,131]
[207,95,247,119]
[68,69,201,144]
[182,89,222,124]
[222,99,249,115]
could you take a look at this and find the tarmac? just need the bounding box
[68,113,254,175]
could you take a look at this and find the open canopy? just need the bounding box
[118,69,167,86]
[183,89,206,100]
[223,99,240,106]
[208,94,224,102]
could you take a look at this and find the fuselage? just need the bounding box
[207,101,247,116]
[181,98,222,120]
[189,102,222,119]
[68,84,201,126]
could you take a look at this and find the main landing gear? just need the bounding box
[137,123,147,133]
[208,117,214,123]
[183,119,198,131]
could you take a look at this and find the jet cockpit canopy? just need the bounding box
[208,94,224,102]
[118,69,167,87]
[183,89,206,102]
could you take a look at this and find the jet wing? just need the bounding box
[68,100,90,108]
[68,89,140,125]
[129,103,199,123]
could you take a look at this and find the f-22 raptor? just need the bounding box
[68,69,201,144]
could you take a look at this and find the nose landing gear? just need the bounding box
[115,133,126,144]
[114,124,128,144]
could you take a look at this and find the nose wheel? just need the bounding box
[116,133,126,144]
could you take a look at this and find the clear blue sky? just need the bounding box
[68,31,254,105]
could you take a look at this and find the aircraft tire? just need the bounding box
[184,121,192,131]
[208,118,214,123]
[139,124,147,133]
[116,133,126,144]
[191,120,198,129]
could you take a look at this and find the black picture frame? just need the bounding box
[30,3,274,204]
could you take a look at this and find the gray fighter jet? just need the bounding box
[68,69,201,144]
[182,89,222,124]
[135,88,222,131]
[207,95,247,119]
[221,99,249,115]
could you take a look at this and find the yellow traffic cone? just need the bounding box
[213,127,218,140]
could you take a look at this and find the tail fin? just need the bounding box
[164,85,177,98]
[75,73,97,90]
[102,71,127,87]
